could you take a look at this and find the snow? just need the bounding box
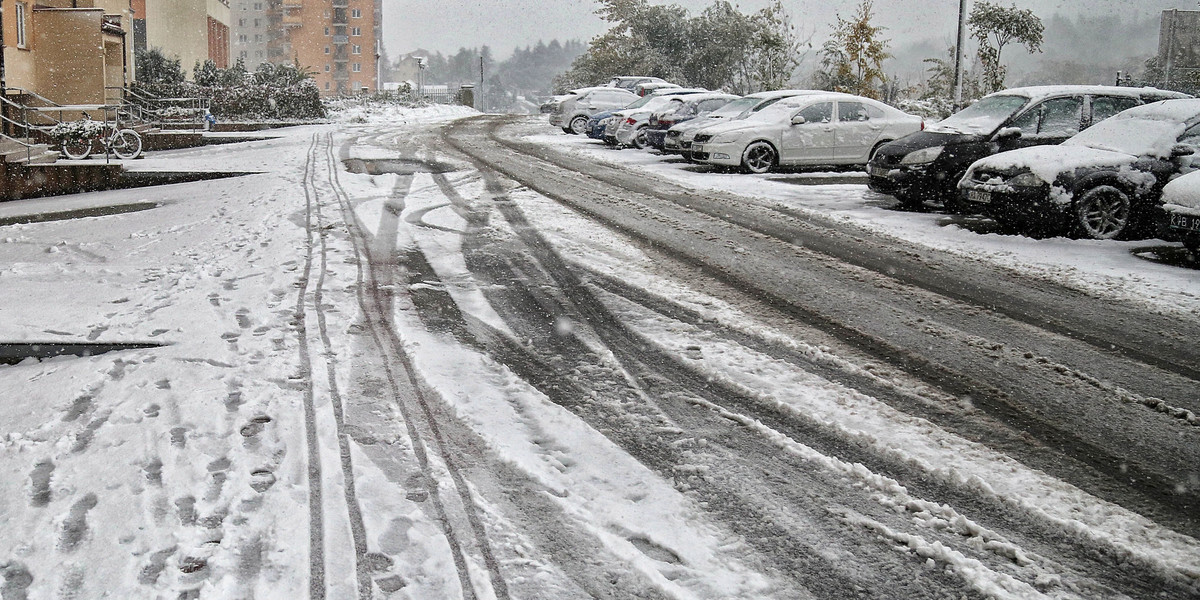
[1163,170,1200,216]
[965,145,1136,189]
[2,104,1198,599]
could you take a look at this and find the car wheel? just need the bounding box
[741,141,776,174]
[1183,237,1200,255]
[1073,185,1131,240]
[562,127,573,134]
[632,126,649,149]
[894,191,925,210]
[569,115,590,135]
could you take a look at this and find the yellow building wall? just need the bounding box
[144,0,209,76]
[32,10,107,105]
[2,3,37,91]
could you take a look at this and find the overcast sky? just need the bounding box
[383,0,1185,60]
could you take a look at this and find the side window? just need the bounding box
[1011,97,1083,138]
[698,99,726,113]
[865,104,887,119]
[752,97,784,112]
[838,102,869,122]
[1091,96,1140,125]
[797,102,833,124]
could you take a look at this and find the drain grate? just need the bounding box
[0,342,165,365]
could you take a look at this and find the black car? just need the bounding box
[868,86,1190,210]
[957,99,1200,239]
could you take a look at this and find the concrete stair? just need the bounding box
[0,137,59,165]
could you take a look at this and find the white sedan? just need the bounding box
[689,93,924,173]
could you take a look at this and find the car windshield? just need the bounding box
[1064,114,1192,157]
[929,94,1029,135]
[742,100,805,123]
[621,94,657,109]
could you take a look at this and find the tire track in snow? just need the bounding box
[309,134,374,599]
[322,133,509,600]
[296,133,327,599]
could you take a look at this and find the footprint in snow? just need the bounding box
[58,493,98,553]
[235,309,251,329]
[29,460,55,507]
[239,415,272,438]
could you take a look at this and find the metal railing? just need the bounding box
[105,86,210,129]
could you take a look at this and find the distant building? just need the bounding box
[140,0,232,76]
[231,0,270,71]
[268,0,379,95]
[1,0,136,105]
[1159,9,1200,86]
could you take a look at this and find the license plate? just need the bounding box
[968,189,992,204]
[1169,211,1200,233]
[867,164,889,177]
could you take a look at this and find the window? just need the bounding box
[240,50,248,58]
[351,8,362,18]
[254,2,263,9]
[15,3,27,48]
[255,50,264,58]
[253,18,261,28]
[324,27,330,36]
[353,45,361,54]
[838,102,870,122]
[325,82,331,90]
[1179,123,1200,147]
[238,18,246,26]
[238,34,248,43]
[351,27,361,36]
[324,47,331,54]
[796,102,833,124]
[1013,97,1083,138]
[1091,96,1139,125]
[324,64,331,72]
[353,63,362,72]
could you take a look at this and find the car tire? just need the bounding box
[895,192,925,210]
[562,127,573,134]
[1183,237,1200,255]
[569,115,589,135]
[1073,185,1131,240]
[740,141,776,174]
[632,126,648,149]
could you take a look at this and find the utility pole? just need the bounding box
[479,56,484,112]
[953,0,969,108]
[1164,9,1177,88]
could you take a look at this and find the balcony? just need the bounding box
[282,0,302,8]
[332,34,349,45]
[332,0,348,7]
[332,8,347,25]
[282,13,302,27]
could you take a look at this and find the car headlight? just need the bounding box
[900,146,944,165]
[1008,171,1045,187]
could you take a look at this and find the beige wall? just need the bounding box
[33,10,106,105]
[145,0,229,77]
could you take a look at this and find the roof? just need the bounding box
[984,85,1190,102]
[1107,98,1200,122]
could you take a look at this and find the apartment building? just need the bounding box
[1,0,135,105]
[138,0,232,75]
[231,0,270,70]
[268,0,378,95]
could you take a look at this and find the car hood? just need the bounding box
[969,145,1137,184]
[877,130,983,157]
[696,120,768,138]
[670,115,729,133]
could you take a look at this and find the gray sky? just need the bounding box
[383,0,1184,60]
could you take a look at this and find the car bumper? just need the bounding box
[691,141,742,166]
[549,114,565,127]
[957,181,1062,221]
[614,125,639,145]
[1165,208,1200,241]
[646,129,668,149]
[867,162,958,197]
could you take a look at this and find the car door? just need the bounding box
[780,101,837,165]
[1007,96,1084,149]
[1176,122,1200,175]
[834,101,885,163]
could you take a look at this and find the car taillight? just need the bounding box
[920,120,925,131]
[625,118,637,125]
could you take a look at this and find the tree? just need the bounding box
[968,1,1044,93]
[817,0,890,99]
[135,48,185,84]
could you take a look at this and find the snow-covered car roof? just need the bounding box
[744,89,834,100]
[982,85,1190,103]
[1062,98,1200,157]
[1163,170,1200,213]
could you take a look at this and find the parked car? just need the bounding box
[645,93,739,150]
[604,89,709,148]
[689,93,923,173]
[634,81,682,97]
[666,90,834,158]
[1161,170,1200,255]
[549,87,640,134]
[868,86,1190,210]
[958,99,1200,239]
[606,76,668,91]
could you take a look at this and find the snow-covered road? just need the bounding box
[0,104,1197,600]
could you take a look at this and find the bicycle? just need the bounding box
[56,118,143,160]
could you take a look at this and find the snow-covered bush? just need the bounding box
[49,118,105,142]
[897,97,955,121]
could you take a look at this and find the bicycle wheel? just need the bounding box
[110,129,143,160]
[60,138,92,160]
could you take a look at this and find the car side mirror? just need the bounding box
[995,127,1022,140]
[1171,144,1195,158]
[791,115,807,125]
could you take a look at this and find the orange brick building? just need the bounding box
[269,0,378,95]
